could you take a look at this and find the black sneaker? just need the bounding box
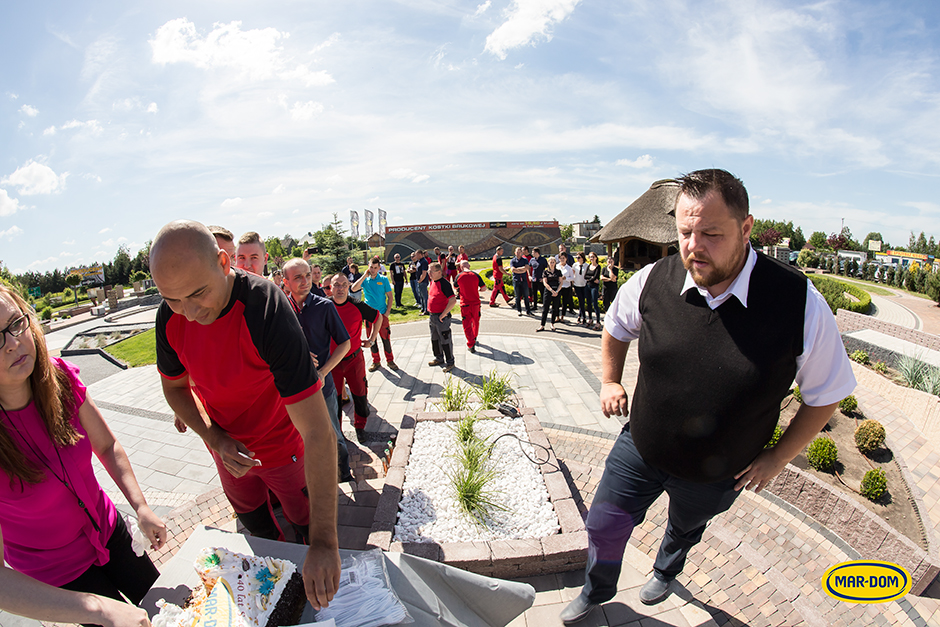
[355,428,367,444]
[468,345,476,353]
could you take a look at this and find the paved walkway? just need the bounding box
[18,291,940,627]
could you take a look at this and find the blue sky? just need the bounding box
[2,0,940,273]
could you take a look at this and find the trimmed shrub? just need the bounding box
[40,306,53,321]
[792,385,802,403]
[839,395,858,415]
[765,425,783,449]
[849,350,869,365]
[807,437,838,471]
[144,287,160,296]
[808,275,871,314]
[855,419,886,454]
[872,361,888,374]
[860,468,887,501]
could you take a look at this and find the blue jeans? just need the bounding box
[586,284,601,323]
[582,428,741,603]
[323,385,350,477]
[409,277,421,310]
[417,281,429,313]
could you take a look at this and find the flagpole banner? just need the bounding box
[365,209,374,237]
[378,209,387,235]
[350,210,360,240]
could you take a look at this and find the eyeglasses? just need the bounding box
[1,313,29,349]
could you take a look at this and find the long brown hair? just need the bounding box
[0,285,81,486]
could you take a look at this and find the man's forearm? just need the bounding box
[774,401,839,463]
[601,330,630,385]
[320,341,350,378]
[288,395,338,547]
[162,380,215,441]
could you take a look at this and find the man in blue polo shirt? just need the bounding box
[283,258,354,482]
[352,256,398,372]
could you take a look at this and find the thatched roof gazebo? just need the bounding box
[591,179,680,270]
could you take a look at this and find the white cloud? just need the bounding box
[0,189,22,216]
[1,226,23,241]
[485,0,582,60]
[113,97,141,111]
[368,196,380,203]
[43,126,56,136]
[63,240,76,245]
[150,19,335,87]
[290,101,323,121]
[474,1,492,17]
[147,102,159,113]
[28,255,57,268]
[258,211,273,218]
[616,155,654,168]
[19,104,39,117]
[389,168,429,183]
[762,199,772,204]
[99,227,111,234]
[310,33,340,54]
[1,161,68,195]
[82,173,103,182]
[118,236,128,242]
[221,197,243,208]
[272,184,286,194]
[102,239,115,247]
[60,119,103,134]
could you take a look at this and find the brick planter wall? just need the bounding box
[366,406,588,578]
[836,309,940,352]
[766,464,940,595]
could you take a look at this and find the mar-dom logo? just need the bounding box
[822,560,911,603]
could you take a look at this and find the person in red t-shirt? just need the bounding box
[455,260,486,353]
[426,263,457,372]
[488,246,512,307]
[151,220,340,612]
[328,274,380,443]
[456,245,469,264]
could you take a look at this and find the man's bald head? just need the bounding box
[150,220,233,325]
[151,220,221,273]
[282,257,310,275]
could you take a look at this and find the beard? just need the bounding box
[682,241,747,289]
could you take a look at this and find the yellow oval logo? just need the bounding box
[822,561,911,603]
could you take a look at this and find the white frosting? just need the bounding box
[152,547,298,627]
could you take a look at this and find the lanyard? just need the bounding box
[0,404,101,532]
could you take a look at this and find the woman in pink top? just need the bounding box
[0,285,166,627]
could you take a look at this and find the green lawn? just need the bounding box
[104,328,156,367]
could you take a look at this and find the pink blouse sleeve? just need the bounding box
[53,357,88,419]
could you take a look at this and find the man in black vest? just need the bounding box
[561,169,855,623]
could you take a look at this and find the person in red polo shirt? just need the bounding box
[328,274,380,443]
[455,260,486,353]
[150,220,339,612]
[427,262,457,372]
[488,245,512,307]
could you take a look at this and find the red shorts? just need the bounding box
[211,450,310,526]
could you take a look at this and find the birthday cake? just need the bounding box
[153,547,306,627]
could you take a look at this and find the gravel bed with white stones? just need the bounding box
[394,416,560,543]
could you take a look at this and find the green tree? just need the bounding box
[927,269,940,304]
[807,231,829,249]
[910,231,929,254]
[592,215,601,224]
[560,224,574,242]
[315,213,351,273]
[110,245,133,285]
[264,236,286,267]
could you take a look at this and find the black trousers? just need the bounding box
[61,519,160,625]
[393,279,405,307]
[540,291,560,326]
[582,427,741,603]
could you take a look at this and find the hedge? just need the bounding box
[807,274,872,315]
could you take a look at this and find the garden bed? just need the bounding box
[367,405,587,578]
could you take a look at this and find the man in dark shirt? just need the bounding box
[283,258,353,482]
[510,247,532,316]
[426,262,457,372]
[530,247,548,311]
[329,274,381,443]
[150,220,339,611]
[416,250,431,315]
[309,263,326,298]
[389,253,407,307]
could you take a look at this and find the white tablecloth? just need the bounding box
[141,526,535,627]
